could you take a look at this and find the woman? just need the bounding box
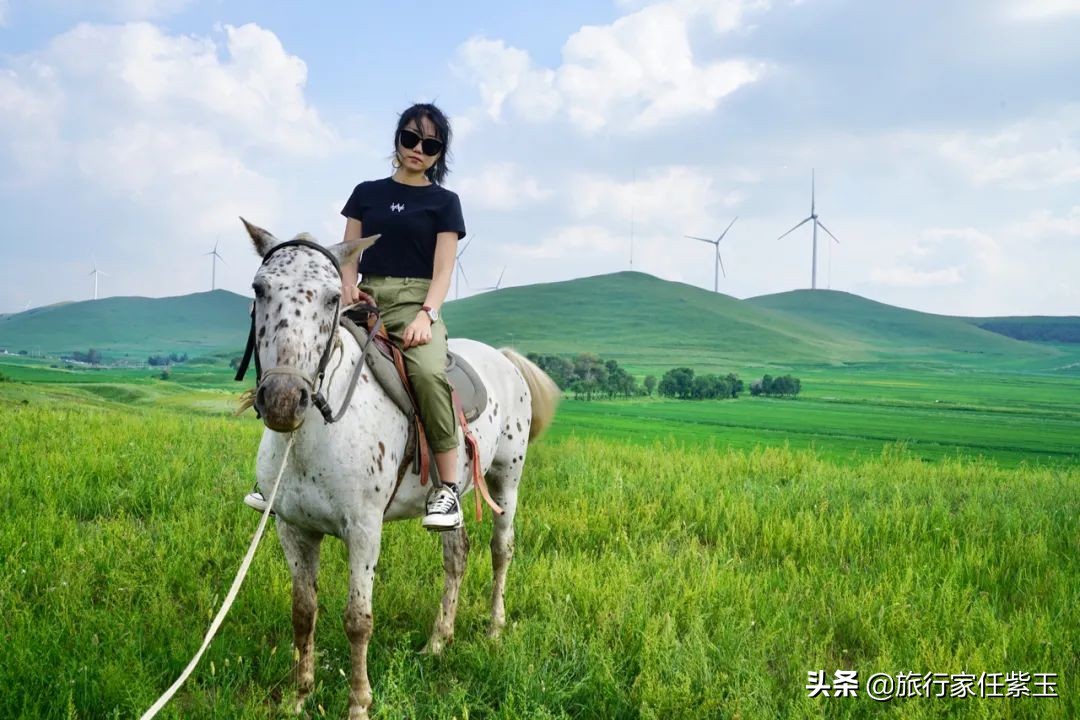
[246,102,467,531]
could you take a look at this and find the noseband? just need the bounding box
[234,238,382,424]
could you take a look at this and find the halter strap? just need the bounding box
[235,238,378,424]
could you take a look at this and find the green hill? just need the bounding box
[0,290,251,361]
[745,289,1059,366]
[442,271,866,371]
[961,315,1080,344]
[0,273,1070,373]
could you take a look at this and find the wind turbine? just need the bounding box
[685,216,737,293]
[89,259,109,300]
[481,266,506,292]
[776,169,841,290]
[204,238,226,290]
[454,237,473,300]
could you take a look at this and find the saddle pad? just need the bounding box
[352,324,489,423]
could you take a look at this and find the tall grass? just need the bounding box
[1,399,1076,718]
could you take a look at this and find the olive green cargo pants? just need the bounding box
[358,274,459,453]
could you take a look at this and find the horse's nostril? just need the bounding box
[298,388,309,408]
[256,385,267,408]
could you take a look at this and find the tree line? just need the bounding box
[526,352,637,400]
[525,352,802,401]
[148,352,189,366]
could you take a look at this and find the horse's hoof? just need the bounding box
[421,636,446,655]
[348,707,370,720]
[486,624,503,640]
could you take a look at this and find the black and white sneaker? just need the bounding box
[422,485,463,531]
[244,491,274,516]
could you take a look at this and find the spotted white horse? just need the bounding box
[240,220,559,719]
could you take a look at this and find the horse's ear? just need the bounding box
[240,217,280,257]
[332,234,380,268]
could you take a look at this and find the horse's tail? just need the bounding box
[499,348,560,442]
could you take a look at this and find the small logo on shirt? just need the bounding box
[390,202,405,212]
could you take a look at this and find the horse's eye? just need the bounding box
[326,292,341,307]
[252,282,265,299]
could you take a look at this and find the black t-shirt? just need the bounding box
[340,177,466,279]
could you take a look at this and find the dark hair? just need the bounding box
[394,102,453,185]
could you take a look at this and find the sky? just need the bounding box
[1,0,1078,317]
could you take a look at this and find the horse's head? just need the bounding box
[242,218,378,432]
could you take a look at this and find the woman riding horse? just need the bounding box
[245,101,467,531]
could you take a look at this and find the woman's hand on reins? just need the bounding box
[342,284,376,308]
[402,312,432,348]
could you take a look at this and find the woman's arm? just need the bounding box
[424,231,457,313]
[402,232,456,349]
[341,217,366,305]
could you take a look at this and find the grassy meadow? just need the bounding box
[1,373,1078,719]
[2,272,1078,717]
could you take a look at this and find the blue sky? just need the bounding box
[1,0,1078,316]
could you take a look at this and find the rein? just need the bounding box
[235,238,382,424]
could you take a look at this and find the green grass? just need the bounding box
[1,389,1077,719]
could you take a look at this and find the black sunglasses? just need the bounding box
[398,128,444,156]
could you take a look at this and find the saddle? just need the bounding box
[342,307,500,521]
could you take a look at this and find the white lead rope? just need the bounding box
[139,434,295,720]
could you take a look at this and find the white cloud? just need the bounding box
[454,0,767,132]
[938,104,1080,188]
[869,266,964,288]
[0,20,342,306]
[870,227,1004,289]
[1008,206,1080,240]
[505,224,626,260]
[0,0,9,26]
[453,163,551,211]
[568,165,741,234]
[0,21,334,235]
[1001,0,1080,21]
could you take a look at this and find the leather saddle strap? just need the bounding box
[384,423,417,516]
[383,328,430,486]
[452,388,503,521]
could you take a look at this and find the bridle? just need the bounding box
[234,238,383,424]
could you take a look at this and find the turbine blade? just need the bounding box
[456,237,472,259]
[685,235,717,245]
[817,219,840,244]
[458,264,471,287]
[718,252,726,278]
[496,266,506,287]
[717,216,738,242]
[811,169,816,214]
[777,216,812,241]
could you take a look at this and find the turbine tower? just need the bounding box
[776,169,841,290]
[454,237,473,300]
[481,266,507,292]
[89,260,109,301]
[685,216,737,293]
[204,238,226,290]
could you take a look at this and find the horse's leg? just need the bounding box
[277,520,324,715]
[486,460,522,639]
[343,519,384,720]
[422,524,469,655]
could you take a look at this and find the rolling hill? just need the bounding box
[0,272,1069,372]
[0,290,251,361]
[745,289,1058,365]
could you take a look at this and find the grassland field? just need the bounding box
[1,349,1078,719]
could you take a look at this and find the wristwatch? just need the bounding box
[422,305,439,323]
